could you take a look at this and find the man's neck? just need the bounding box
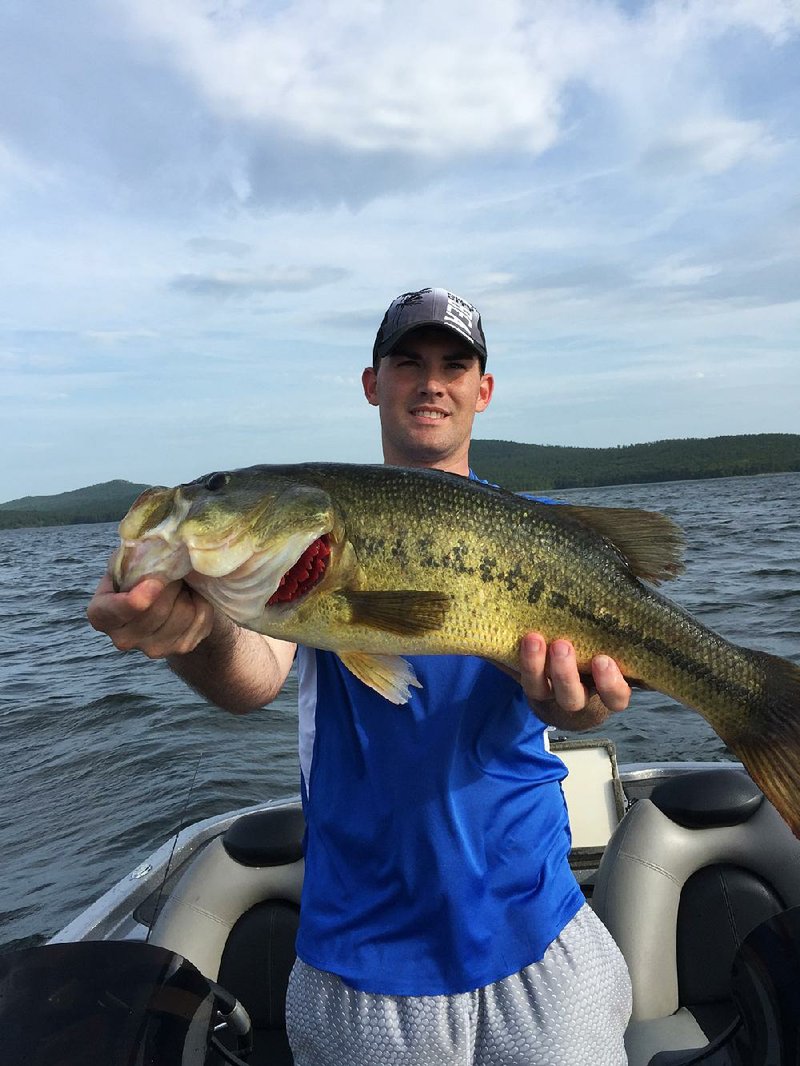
[382,453,471,477]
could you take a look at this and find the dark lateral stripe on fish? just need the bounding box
[549,592,759,708]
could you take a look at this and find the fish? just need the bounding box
[111,462,800,835]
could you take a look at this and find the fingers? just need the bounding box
[519,634,587,712]
[546,639,590,714]
[518,632,550,700]
[518,633,631,731]
[590,654,632,714]
[87,570,214,659]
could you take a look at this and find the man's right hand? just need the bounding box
[87,572,216,659]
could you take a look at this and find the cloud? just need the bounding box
[116,0,800,165]
[0,137,55,202]
[1,0,799,501]
[185,236,253,257]
[169,264,349,298]
[640,116,777,175]
[83,329,160,345]
[118,0,564,157]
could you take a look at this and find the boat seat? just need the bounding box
[591,768,800,1066]
[647,905,800,1064]
[149,804,305,1066]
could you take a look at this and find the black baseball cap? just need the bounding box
[372,287,488,371]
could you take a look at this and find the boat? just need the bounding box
[3,736,800,1065]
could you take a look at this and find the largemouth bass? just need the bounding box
[111,462,800,834]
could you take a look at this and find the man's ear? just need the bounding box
[475,372,494,413]
[362,366,379,407]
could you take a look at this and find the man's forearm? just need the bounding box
[167,612,293,714]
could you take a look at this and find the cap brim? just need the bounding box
[375,321,486,368]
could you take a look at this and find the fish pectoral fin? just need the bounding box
[343,590,450,635]
[559,504,686,585]
[338,652,422,705]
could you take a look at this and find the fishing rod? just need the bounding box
[144,751,255,1063]
[145,750,204,945]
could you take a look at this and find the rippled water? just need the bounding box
[1,473,798,951]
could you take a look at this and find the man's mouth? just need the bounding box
[410,408,448,420]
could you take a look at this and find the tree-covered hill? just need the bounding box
[1,433,798,529]
[0,480,151,529]
[470,433,800,491]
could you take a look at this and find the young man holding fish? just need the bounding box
[88,287,633,1064]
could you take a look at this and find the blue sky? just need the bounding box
[2,0,799,501]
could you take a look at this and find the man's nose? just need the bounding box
[418,370,445,394]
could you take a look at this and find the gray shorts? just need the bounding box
[286,903,631,1065]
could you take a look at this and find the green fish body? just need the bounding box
[112,463,800,834]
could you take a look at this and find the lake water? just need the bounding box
[1,472,798,952]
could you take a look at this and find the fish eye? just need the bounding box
[204,471,230,492]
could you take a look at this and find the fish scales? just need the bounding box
[111,461,800,836]
[291,464,761,736]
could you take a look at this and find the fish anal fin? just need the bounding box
[343,590,450,635]
[338,651,422,705]
[560,505,686,585]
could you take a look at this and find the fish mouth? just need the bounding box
[267,535,331,605]
[111,538,193,591]
[183,529,333,624]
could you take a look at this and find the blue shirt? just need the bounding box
[293,472,583,995]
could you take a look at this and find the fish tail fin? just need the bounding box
[723,654,800,838]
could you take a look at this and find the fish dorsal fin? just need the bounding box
[343,590,450,634]
[558,505,686,585]
[338,651,422,704]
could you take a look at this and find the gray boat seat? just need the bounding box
[591,769,800,1066]
[149,804,305,1066]
[647,905,800,1064]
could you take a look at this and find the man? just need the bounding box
[88,287,632,1065]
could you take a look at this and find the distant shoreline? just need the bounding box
[1,434,798,530]
[470,433,800,493]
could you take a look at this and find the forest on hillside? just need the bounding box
[1,434,798,529]
[469,433,800,491]
[0,481,151,530]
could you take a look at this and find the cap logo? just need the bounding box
[442,291,477,345]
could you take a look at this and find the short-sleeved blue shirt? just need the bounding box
[293,473,583,995]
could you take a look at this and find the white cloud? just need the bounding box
[169,264,348,297]
[1,0,799,499]
[83,330,160,345]
[641,257,720,288]
[116,0,800,165]
[115,0,570,155]
[641,116,777,176]
[0,138,54,197]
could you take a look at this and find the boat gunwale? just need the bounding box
[49,758,745,945]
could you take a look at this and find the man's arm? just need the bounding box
[517,632,631,731]
[87,573,296,714]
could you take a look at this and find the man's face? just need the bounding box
[361,327,494,472]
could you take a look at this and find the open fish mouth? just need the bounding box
[267,535,332,605]
[182,528,333,624]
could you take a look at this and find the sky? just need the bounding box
[2,0,799,502]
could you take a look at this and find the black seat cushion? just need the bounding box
[222,807,305,867]
[677,863,784,1038]
[650,769,763,829]
[217,899,300,1065]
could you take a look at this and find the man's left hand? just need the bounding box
[518,632,631,732]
